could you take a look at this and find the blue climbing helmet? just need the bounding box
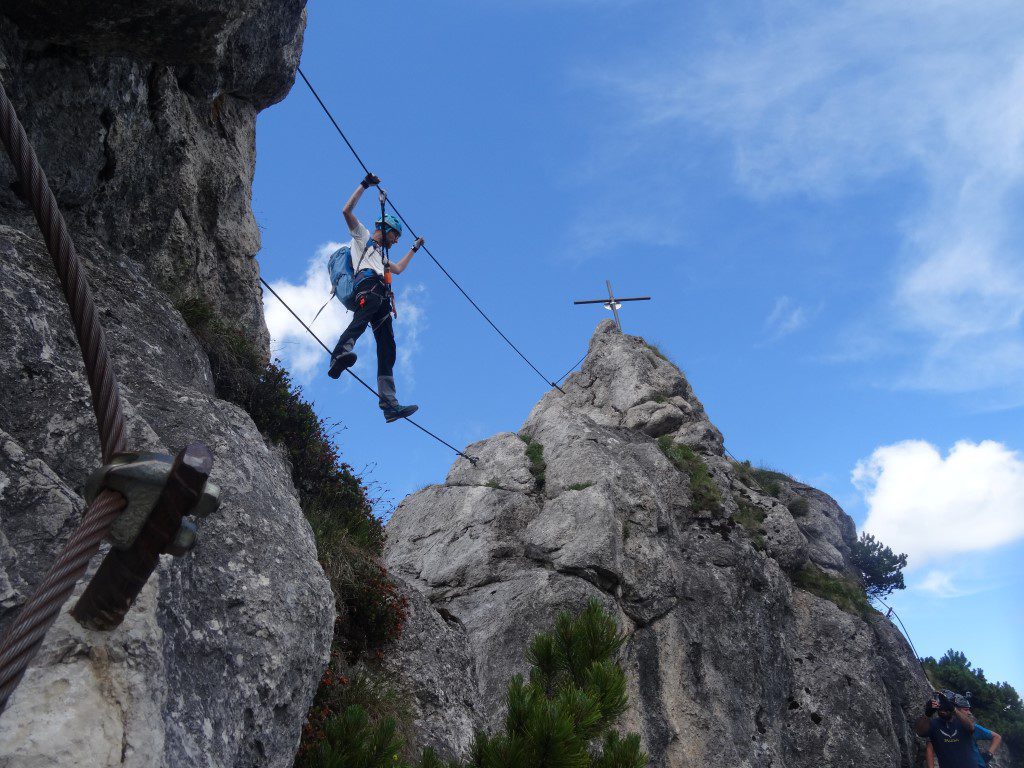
[375,213,402,237]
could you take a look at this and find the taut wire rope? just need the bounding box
[0,81,130,712]
[295,67,563,393]
[259,277,476,464]
[555,350,589,386]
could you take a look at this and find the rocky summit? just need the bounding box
[386,319,932,767]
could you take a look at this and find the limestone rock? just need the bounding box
[386,322,931,768]
[0,3,332,766]
[385,581,480,762]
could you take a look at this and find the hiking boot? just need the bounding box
[383,404,418,423]
[328,351,357,379]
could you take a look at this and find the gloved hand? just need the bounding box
[412,236,425,252]
[925,698,938,716]
[360,172,381,189]
[981,750,993,765]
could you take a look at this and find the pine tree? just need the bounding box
[304,705,405,768]
[850,532,907,599]
[463,600,647,768]
[300,603,647,768]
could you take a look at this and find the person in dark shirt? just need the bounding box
[915,690,977,768]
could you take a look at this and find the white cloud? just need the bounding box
[854,439,1024,566]
[263,242,348,378]
[262,244,427,388]
[592,1,1024,396]
[765,296,808,339]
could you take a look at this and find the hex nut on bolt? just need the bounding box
[166,519,198,557]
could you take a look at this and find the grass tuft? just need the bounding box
[567,482,593,491]
[792,564,871,617]
[520,434,547,492]
[734,500,767,550]
[657,436,722,513]
[734,460,793,499]
[647,343,669,362]
[787,497,811,517]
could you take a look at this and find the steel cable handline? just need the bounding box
[555,350,589,386]
[259,277,477,464]
[0,82,130,712]
[870,595,925,665]
[295,67,563,393]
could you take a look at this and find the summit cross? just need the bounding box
[573,280,650,332]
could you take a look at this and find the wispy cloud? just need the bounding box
[588,1,1024,398]
[854,439,1024,566]
[765,296,809,339]
[916,569,992,599]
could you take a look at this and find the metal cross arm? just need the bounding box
[572,297,651,305]
[573,280,651,331]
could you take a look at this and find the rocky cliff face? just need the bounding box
[0,3,331,767]
[386,320,932,767]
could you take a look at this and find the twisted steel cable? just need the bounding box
[0,492,123,709]
[0,81,129,712]
[0,84,126,463]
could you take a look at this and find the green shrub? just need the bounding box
[792,565,871,617]
[734,460,793,499]
[734,500,767,550]
[646,343,669,362]
[786,497,810,517]
[296,664,416,767]
[298,705,404,768]
[922,651,1024,759]
[461,601,646,768]
[519,434,547,491]
[658,436,722,513]
[849,532,907,599]
[567,482,593,491]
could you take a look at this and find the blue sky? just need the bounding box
[253,1,1024,693]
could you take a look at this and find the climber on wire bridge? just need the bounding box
[324,172,424,422]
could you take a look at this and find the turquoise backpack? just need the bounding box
[327,242,374,311]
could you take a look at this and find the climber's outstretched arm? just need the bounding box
[390,237,424,275]
[343,173,380,232]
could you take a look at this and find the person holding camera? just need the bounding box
[915,690,978,768]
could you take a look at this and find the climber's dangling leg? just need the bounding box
[371,307,417,422]
[328,281,374,378]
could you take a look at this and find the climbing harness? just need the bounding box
[295,67,564,393]
[0,81,218,712]
[260,276,477,464]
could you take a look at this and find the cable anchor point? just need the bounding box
[72,444,220,630]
